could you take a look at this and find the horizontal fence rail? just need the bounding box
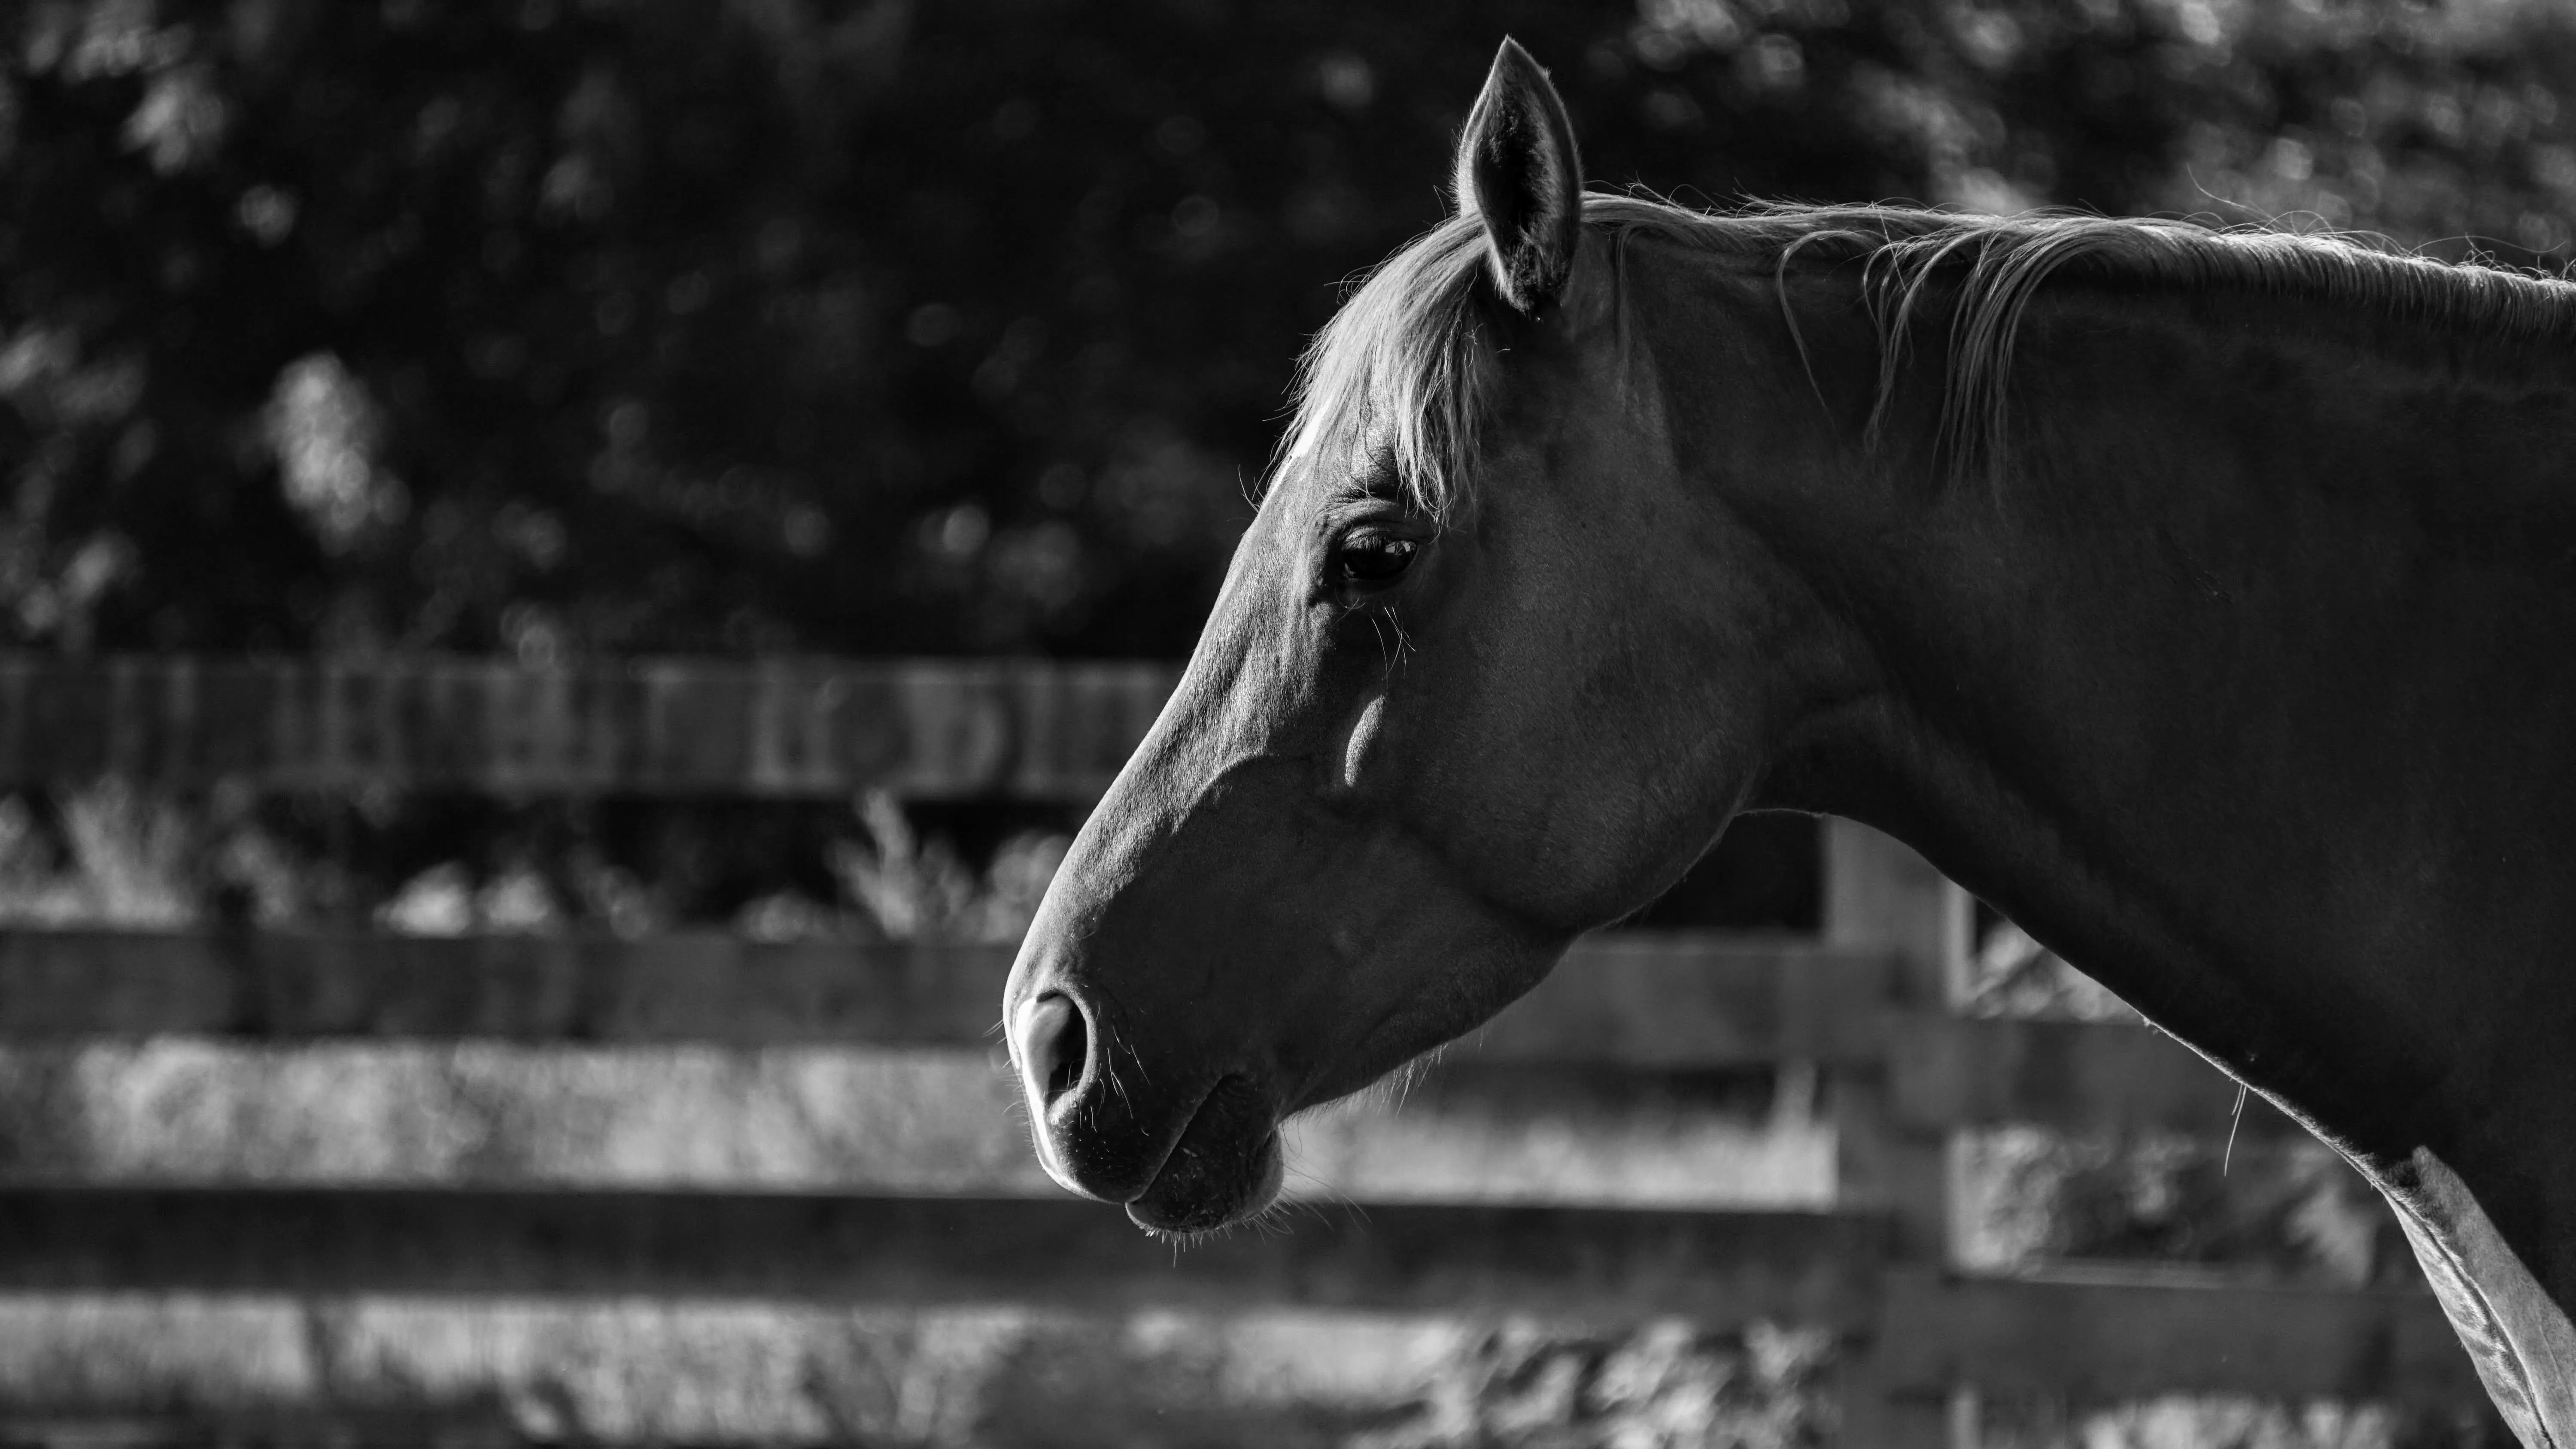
[0,1188,1882,1328]
[0,930,1884,1063]
[0,655,1177,800]
[1880,1268,2486,1402]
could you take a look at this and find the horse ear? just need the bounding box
[1453,38,1585,317]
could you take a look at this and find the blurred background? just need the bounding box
[0,0,2566,1443]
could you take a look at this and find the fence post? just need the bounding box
[1823,818,1974,1449]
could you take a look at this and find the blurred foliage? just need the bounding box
[1349,1319,1834,1449]
[0,773,1811,933]
[0,778,196,925]
[0,772,1080,936]
[1959,1122,2413,1283]
[1966,916,2142,1020]
[7,0,2576,661]
[1978,1395,2499,1449]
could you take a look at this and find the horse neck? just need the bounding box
[1734,273,2576,1289]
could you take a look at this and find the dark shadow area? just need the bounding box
[1624,812,1821,934]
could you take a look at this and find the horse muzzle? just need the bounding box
[1008,988,1286,1234]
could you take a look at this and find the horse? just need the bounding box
[1001,39,2576,1441]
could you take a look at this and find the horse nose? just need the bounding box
[1013,991,1091,1114]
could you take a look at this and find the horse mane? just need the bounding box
[1283,193,2576,509]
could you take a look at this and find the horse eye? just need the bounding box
[1334,534,1418,585]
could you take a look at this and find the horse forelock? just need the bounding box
[1276,215,1495,519]
[1274,191,2576,507]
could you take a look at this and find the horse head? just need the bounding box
[1002,40,1846,1234]
[993,41,2576,1443]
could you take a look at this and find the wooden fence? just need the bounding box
[0,655,2499,1444]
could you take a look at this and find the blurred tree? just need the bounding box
[5,0,2575,661]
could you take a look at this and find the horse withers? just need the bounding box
[1005,39,2576,1440]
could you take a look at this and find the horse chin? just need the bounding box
[1124,1074,1285,1236]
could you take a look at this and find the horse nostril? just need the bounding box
[1017,991,1090,1109]
[1048,1006,1088,1101]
